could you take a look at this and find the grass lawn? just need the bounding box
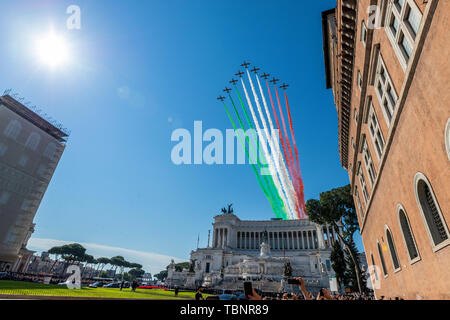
[0,280,200,300]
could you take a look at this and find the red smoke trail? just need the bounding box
[266,80,301,219]
[274,86,301,219]
[284,91,306,217]
[266,81,293,185]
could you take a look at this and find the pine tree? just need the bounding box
[330,241,346,290]
[344,238,366,292]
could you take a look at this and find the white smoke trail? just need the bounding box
[240,76,294,220]
[255,74,300,219]
[244,70,296,220]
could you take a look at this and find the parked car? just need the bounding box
[88,282,103,288]
[103,282,121,288]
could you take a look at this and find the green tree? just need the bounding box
[129,268,145,279]
[154,270,168,281]
[330,241,346,291]
[48,246,63,273]
[96,257,111,273]
[59,243,87,276]
[344,238,367,292]
[306,184,363,293]
[110,256,125,278]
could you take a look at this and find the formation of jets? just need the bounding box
[218,62,289,101]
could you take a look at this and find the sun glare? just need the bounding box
[35,32,70,68]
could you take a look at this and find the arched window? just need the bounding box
[414,173,449,250]
[397,205,420,262]
[3,120,22,140]
[377,240,388,276]
[385,226,401,271]
[43,142,57,159]
[370,253,378,281]
[25,133,41,151]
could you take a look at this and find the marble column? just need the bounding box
[306,231,311,249]
[316,225,325,249]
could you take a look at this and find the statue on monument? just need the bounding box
[262,230,269,243]
[283,260,293,277]
[188,259,196,273]
[221,204,234,214]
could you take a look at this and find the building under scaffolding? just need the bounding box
[0,94,69,272]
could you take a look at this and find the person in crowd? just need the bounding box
[195,287,204,301]
[120,280,125,291]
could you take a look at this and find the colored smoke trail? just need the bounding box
[221,100,286,220]
[245,70,297,220]
[227,93,287,219]
[255,73,301,219]
[217,62,307,220]
[240,76,295,220]
[274,85,299,217]
[232,85,288,219]
[284,91,306,217]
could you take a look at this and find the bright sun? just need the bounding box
[35,32,70,68]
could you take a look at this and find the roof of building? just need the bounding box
[322,8,335,89]
[0,95,69,142]
[321,1,357,169]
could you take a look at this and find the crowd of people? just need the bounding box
[0,271,66,285]
[249,277,377,300]
[195,277,378,301]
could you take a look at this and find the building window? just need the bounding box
[354,108,358,124]
[0,192,11,205]
[445,118,450,161]
[43,142,57,159]
[385,226,401,271]
[360,20,367,46]
[377,240,388,277]
[25,133,41,151]
[397,205,420,263]
[414,173,450,250]
[354,186,364,219]
[19,155,28,167]
[0,143,7,156]
[368,102,385,159]
[357,70,363,90]
[357,162,369,203]
[362,137,377,186]
[3,120,22,140]
[370,253,378,280]
[351,137,355,150]
[386,0,422,68]
[374,53,398,126]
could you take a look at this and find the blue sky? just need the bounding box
[0,0,362,274]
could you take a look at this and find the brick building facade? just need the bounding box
[322,0,449,299]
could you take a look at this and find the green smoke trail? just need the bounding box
[233,86,288,219]
[227,93,287,220]
[222,100,285,219]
